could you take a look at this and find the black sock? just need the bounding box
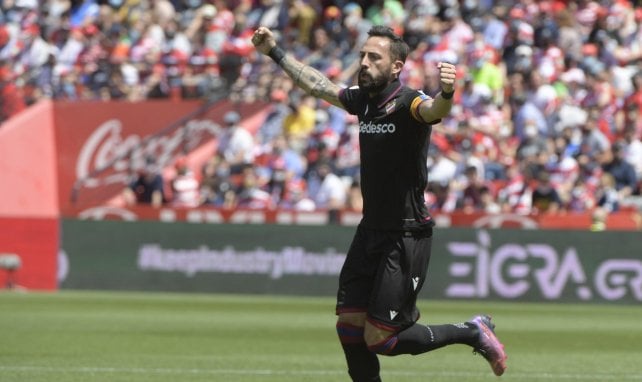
[385,322,479,356]
[341,343,382,382]
[337,322,381,382]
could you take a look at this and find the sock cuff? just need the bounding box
[367,335,399,355]
[336,322,365,345]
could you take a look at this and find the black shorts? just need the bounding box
[336,224,433,332]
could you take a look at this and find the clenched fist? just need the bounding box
[437,62,456,93]
[251,27,277,55]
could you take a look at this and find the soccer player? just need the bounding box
[252,25,507,381]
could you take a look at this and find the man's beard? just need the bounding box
[358,69,392,93]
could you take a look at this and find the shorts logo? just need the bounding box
[390,310,399,320]
[412,277,420,290]
[359,121,396,134]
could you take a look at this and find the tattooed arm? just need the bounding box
[251,27,344,109]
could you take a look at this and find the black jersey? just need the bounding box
[339,79,437,231]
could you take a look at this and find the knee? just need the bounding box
[363,322,394,347]
[336,312,367,345]
[364,322,397,355]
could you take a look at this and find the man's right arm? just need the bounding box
[252,27,344,109]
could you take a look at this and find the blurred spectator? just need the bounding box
[200,154,236,208]
[577,117,611,170]
[0,0,640,220]
[335,120,360,178]
[170,157,200,207]
[470,48,504,106]
[425,180,457,213]
[256,88,290,146]
[516,122,548,162]
[345,179,363,213]
[235,165,273,209]
[547,134,580,205]
[279,178,315,211]
[567,175,596,213]
[217,110,256,174]
[308,160,347,213]
[497,164,532,214]
[427,147,457,186]
[621,99,642,138]
[625,72,642,119]
[595,172,620,214]
[555,9,583,62]
[123,157,165,208]
[459,165,490,213]
[0,64,26,122]
[288,0,316,46]
[481,6,508,51]
[245,0,288,31]
[283,94,316,150]
[480,185,501,214]
[602,141,638,199]
[512,93,548,142]
[264,156,289,205]
[531,171,562,214]
[620,126,642,185]
[280,134,307,176]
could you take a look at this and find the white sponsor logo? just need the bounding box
[77,206,138,221]
[412,277,420,290]
[594,260,642,300]
[446,230,642,301]
[389,310,398,320]
[76,118,221,187]
[472,214,538,229]
[359,121,396,134]
[137,244,345,279]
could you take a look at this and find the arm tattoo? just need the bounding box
[309,77,330,98]
[279,55,340,105]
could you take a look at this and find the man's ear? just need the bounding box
[392,60,404,76]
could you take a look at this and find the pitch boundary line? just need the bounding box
[2,365,642,380]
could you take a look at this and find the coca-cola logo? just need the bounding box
[75,118,222,188]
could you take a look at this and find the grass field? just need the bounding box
[1,291,641,382]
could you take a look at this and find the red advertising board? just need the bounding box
[0,101,59,290]
[65,204,641,231]
[0,101,59,218]
[1,98,271,291]
[53,100,270,212]
[0,217,58,290]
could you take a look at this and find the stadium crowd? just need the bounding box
[2,0,642,219]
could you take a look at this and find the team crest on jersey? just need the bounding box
[384,99,396,115]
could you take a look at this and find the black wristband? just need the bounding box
[441,89,454,99]
[268,45,286,64]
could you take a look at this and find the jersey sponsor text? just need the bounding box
[359,121,397,134]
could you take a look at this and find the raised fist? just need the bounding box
[251,27,277,55]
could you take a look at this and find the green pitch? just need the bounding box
[1,291,641,382]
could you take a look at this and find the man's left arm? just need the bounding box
[416,62,457,123]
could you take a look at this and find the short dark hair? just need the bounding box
[367,25,409,63]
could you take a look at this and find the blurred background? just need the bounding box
[0,0,641,304]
